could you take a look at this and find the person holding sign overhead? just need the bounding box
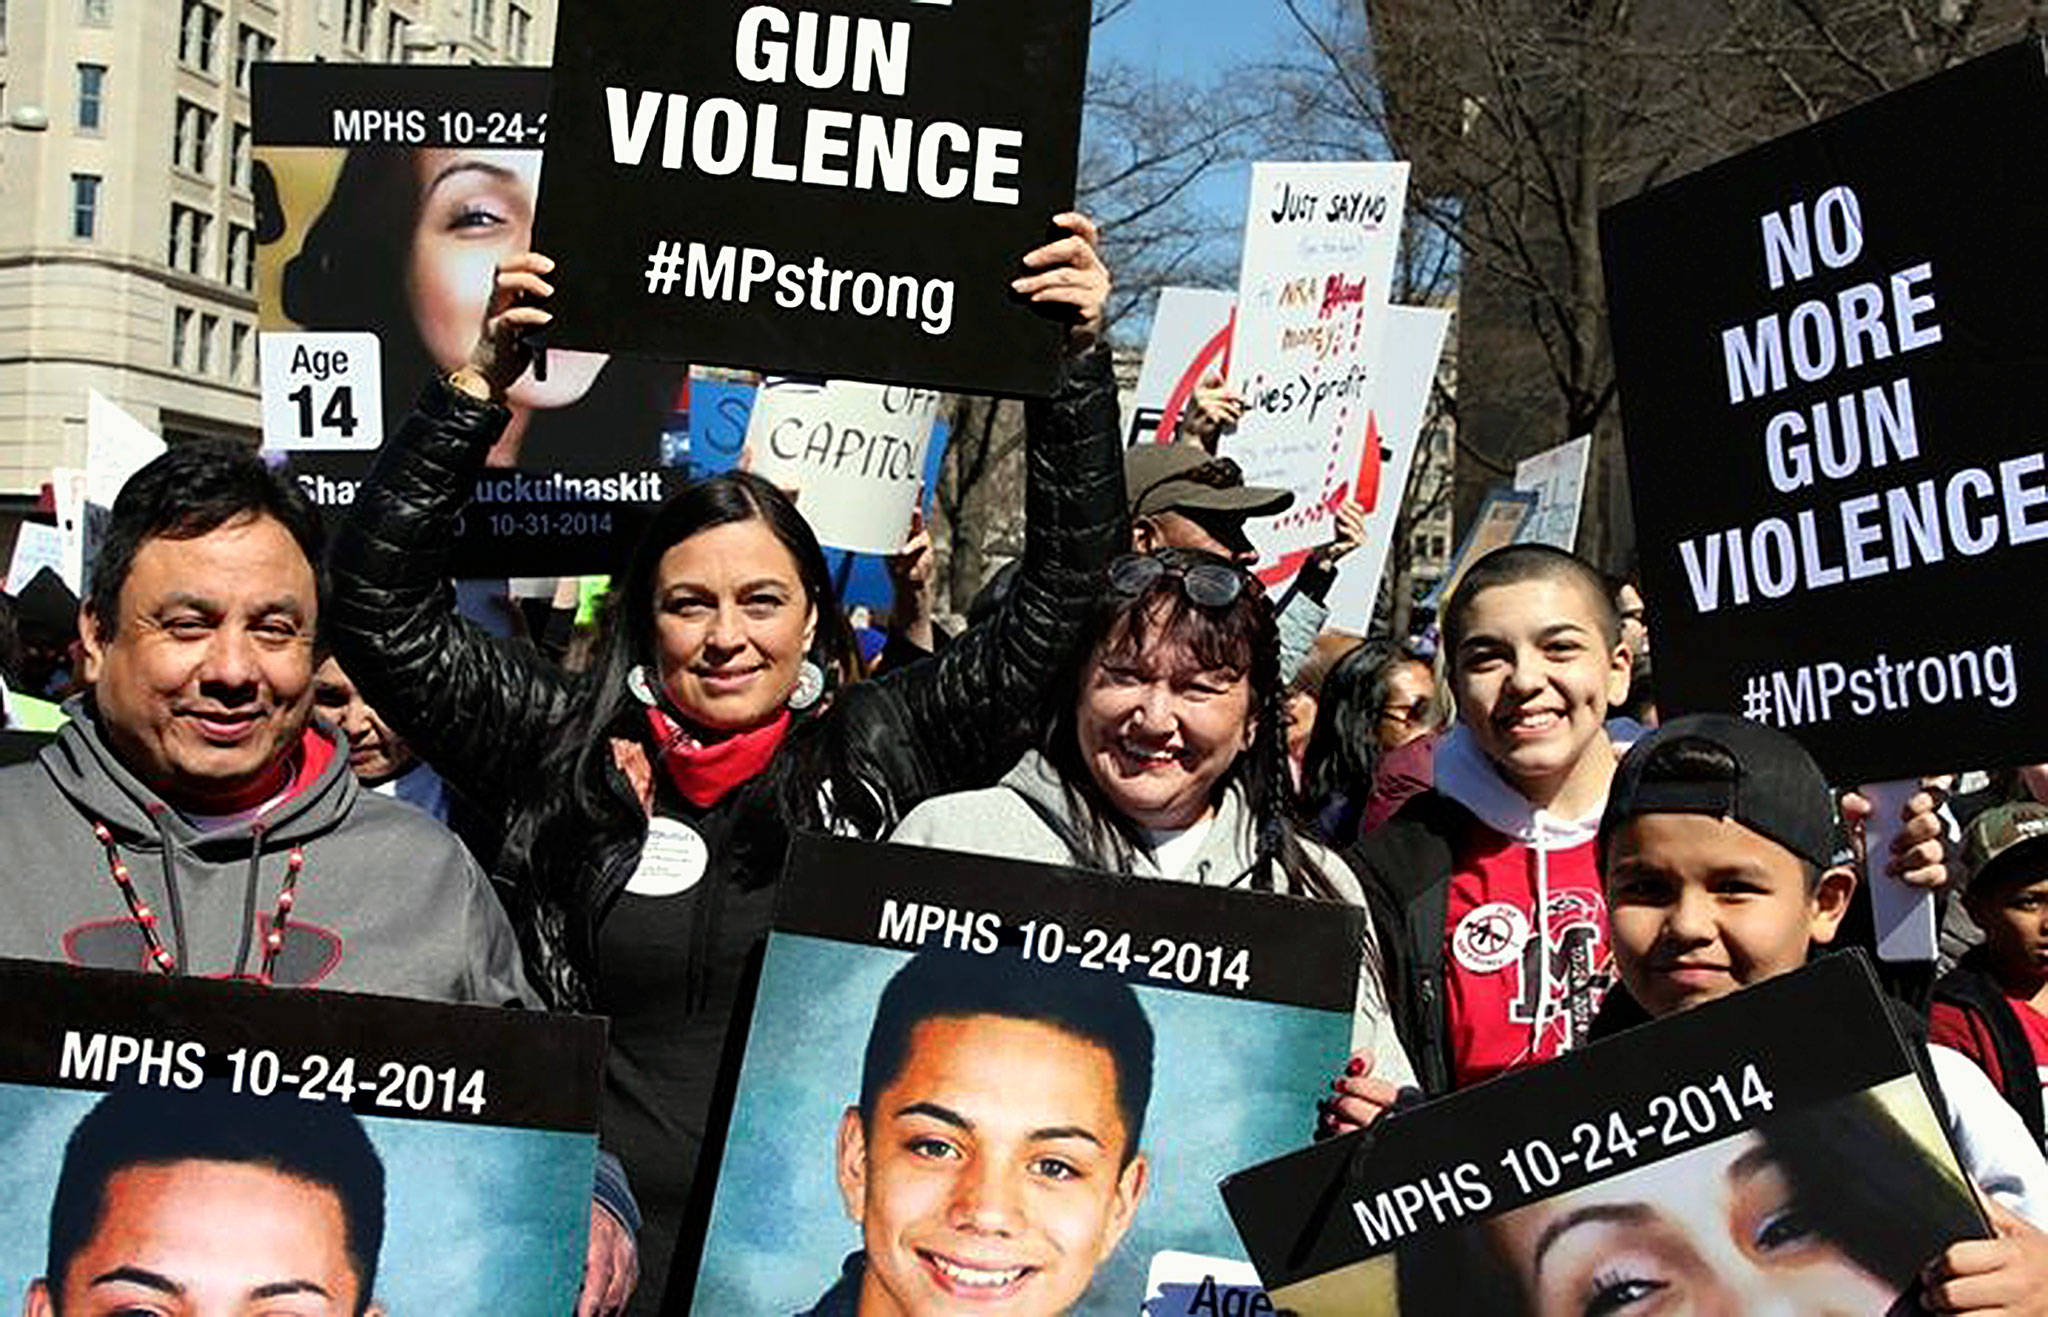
[326,215,1124,1315]
[890,548,1412,1079]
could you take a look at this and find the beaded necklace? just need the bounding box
[91,821,306,986]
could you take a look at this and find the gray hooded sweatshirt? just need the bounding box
[0,703,532,1003]
[891,749,1416,1086]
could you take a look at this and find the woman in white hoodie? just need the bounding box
[890,548,1412,1082]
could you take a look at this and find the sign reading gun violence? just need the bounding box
[680,835,1363,1316]
[1222,954,1984,1314]
[0,960,604,1315]
[537,0,1091,398]
[1600,39,2048,783]
[252,64,682,576]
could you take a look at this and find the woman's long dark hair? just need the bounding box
[1395,1087,1984,1311]
[1298,638,1398,824]
[278,147,680,472]
[499,471,863,898]
[1037,548,1342,901]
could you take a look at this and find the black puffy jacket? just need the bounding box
[326,347,1126,1003]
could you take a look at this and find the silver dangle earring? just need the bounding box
[788,660,826,712]
[627,664,662,709]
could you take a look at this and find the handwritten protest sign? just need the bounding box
[1513,434,1591,552]
[6,525,64,598]
[745,378,940,554]
[252,63,682,575]
[0,961,604,1315]
[680,835,1359,1315]
[1130,287,1237,446]
[536,0,1091,396]
[1226,162,1409,577]
[1601,39,2048,784]
[1223,954,1982,1313]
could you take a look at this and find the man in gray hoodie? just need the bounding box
[0,439,640,1314]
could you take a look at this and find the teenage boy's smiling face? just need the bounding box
[1604,813,1854,1017]
[836,1014,1148,1316]
[1451,578,1630,800]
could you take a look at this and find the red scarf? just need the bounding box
[191,725,338,817]
[645,707,791,808]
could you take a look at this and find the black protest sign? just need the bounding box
[0,960,604,1313]
[535,0,1090,397]
[1223,954,1984,1313]
[252,63,683,576]
[682,835,1360,1315]
[1600,40,2048,783]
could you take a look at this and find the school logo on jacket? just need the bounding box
[61,917,345,985]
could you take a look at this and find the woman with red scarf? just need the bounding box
[326,216,1124,1315]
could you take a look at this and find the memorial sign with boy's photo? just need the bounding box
[535,0,1092,397]
[680,835,1364,1316]
[252,63,682,575]
[1223,953,1985,1314]
[0,960,605,1316]
[1600,38,2048,784]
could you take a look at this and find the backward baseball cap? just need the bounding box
[1124,443,1293,521]
[1599,713,1839,870]
[1962,802,2048,895]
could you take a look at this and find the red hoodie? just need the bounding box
[1433,727,1614,1088]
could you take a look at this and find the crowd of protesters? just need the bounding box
[5,213,2048,1317]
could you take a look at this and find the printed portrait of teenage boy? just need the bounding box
[1580,715,2048,1314]
[26,1085,386,1317]
[813,950,1153,1317]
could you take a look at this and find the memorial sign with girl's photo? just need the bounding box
[1223,954,1984,1314]
[252,64,681,574]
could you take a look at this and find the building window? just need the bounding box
[506,4,529,61]
[171,307,193,369]
[197,314,218,375]
[229,123,251,190]
[226,224,254,290]
[235,25,274,91]
[344,0,376,50]
[229,322,251,382]
[71,174,100,240]
[169,204,211,274]
[180,0,220,73]
[174,99,216,176]
[470,0,494,43]
[385,12,409,61]
[76,63,105,132]
[81,0,109,23]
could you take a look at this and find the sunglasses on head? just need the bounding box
[1108,553,1248,608]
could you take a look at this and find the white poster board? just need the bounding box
[1226,161,1410,572]
[85,391,167,510]
[1512,433,1592,551]
[50,468,88,596]
[744,379,941,555]
[1323,305,1453,630]
[6,524,67,596]
[1129,287,1237,446]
